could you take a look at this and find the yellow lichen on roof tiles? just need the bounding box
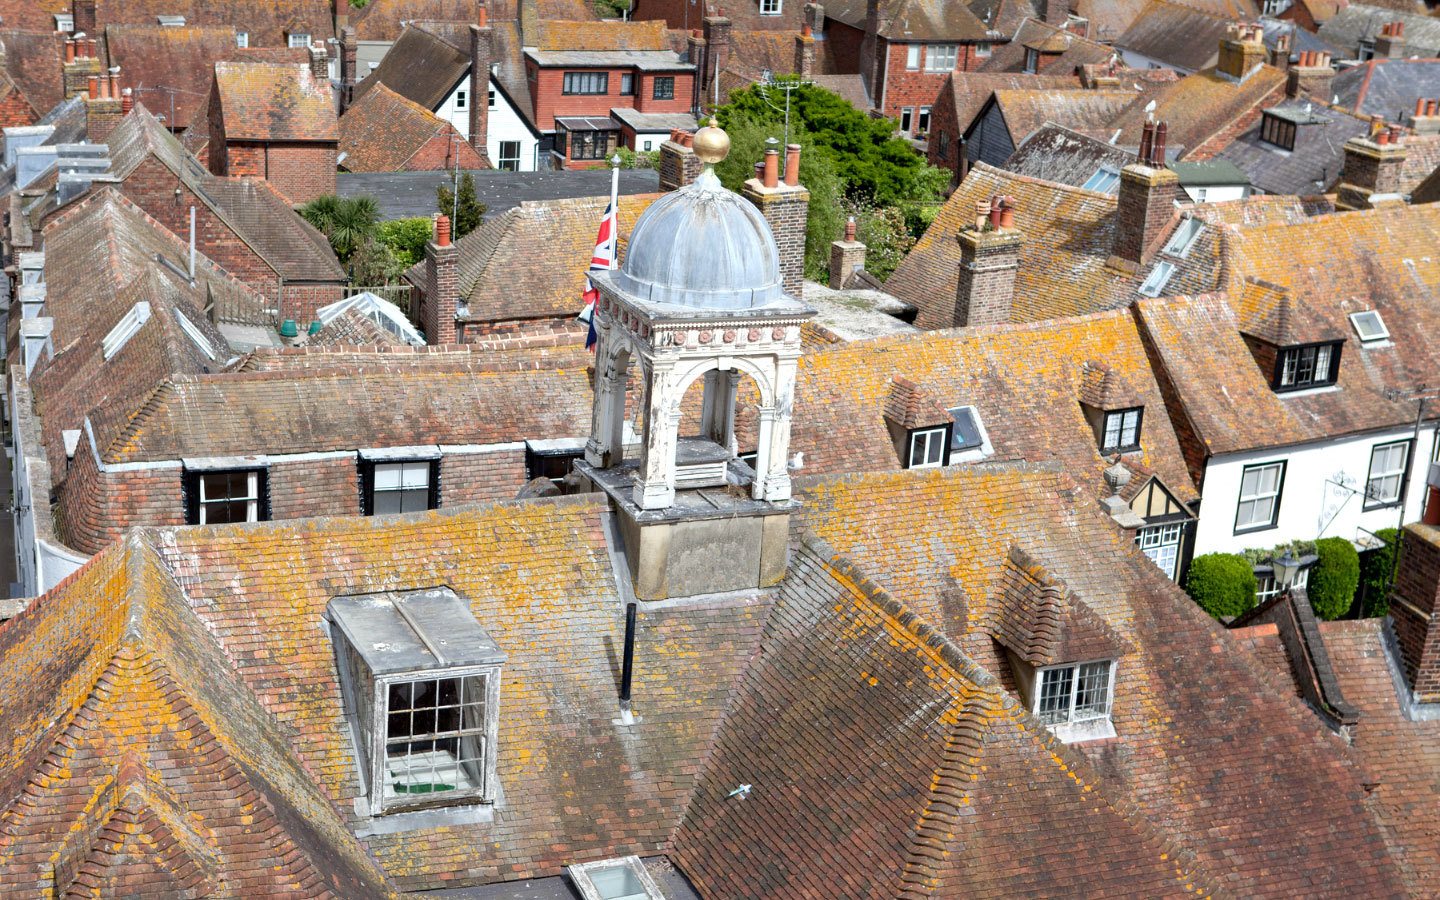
[536,19,669,52]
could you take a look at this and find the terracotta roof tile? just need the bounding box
[0,30,64,115]
[1115,1,1234,71]
[212,60,338,142]
[1107,64,1289,160]
[347,0,488,41]
[339,81,484,172]
[351,22,472,111]
[991,545,1134,665]
[86,0,334,47]
[536,19,669,51]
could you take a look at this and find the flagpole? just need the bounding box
[609,153,621,268]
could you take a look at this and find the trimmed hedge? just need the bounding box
[1359,528,1400,618]
[1309,536,1360,620]
[1184,553,1257,619]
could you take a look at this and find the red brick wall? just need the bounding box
[527,63,693,131]
[440,450,529,505]
[927,84,962,182]
[1392,523,1440,701]
[269,456,359,519]
[458,317,588,350]
[826,20,866,76]
[879,40,977,129]
[59,445,185,556]
[0,91,37,128]
[404,131,487,171]
[632,0,802,31]
[260,142,338,205]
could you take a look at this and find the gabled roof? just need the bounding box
[1333,59,1440,120]
[1217,97,1370,195]
[86,0,335,47]
[339,81,478,172]
[1004,124,1139,189]
[1115,0,1233,71]
[991,545,1133,665]
[1073,0,1153,42]
[0,30,63,116]
[826,0,1000,41]
[988,88,1139,144]
[886,163,1137,327]
[978,17,1115,73]
[104,25,307,130]
[352,21,471,112]
[1318,3,1440,56]
[211,61,338,142]
[941,72,1081,140]
[346,0,488,41]
[1106,62,1289,160]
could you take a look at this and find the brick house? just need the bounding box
[204,60,338,204]
[100,106,346,322]
[339,81,487,172]
[63,0,335,49]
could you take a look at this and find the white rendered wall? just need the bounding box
[436,80,539,172]
[1193,423,1436,557]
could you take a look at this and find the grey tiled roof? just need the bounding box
[1218,99,1369,195]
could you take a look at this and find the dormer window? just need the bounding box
[288,31,312,49]
[1275,342,1340,390]
[907,426,949,468]
[1260,112,1297,151]
[1161,217,1204,258]
[54,14,74,32]
[102,302,152,360]
[174,308,216,360]
[1349,310,1388,343]
[359,456,439,515]
[156,15,186,26]
[1036,661,1114,730]
[1081,165,1121,193]
[760,0,783,14]
[329,588,505,817]
[236,31,249,48]
[1024,47,1040,73]
[1101,407,1142,453]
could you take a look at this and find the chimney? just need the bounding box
[121,86,133,114]
[744,143,810,297]
[1385,520,1440,706]
[469,20,495,162]
[1041,0,1070,26]
[1374,21,1405,59]
[1410,98,1440,136]
[687,29,705,112]
[85,67,125,141]
[795,24,816,78]
[422,215,459,344]
[1335,127,1408,210]
[1286,51,1333,100]
[333,0,351,30]
[700,16,732,109]
[308,42,329,83]
[954,197,1023,327]
[659,130,702,190]
[339,27,358,110]
[1112,121,1180,268]
[804,2,825,33]
[73,0,96,34]
[1080,62,1121,90]
[62,34,103,100]
[1217,22,1267,82]
[1268,31,1291,70]
[829,216,867,289]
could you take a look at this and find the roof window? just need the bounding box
[946,405,993,462]
[102,302,151,360]
[1349,309,1389,343]
[328,588,505,817]
[1161,217,1204,258]
[174,308,215,360]
[1259,112,1296,151]
[156,15,185,26]
[54,13,73,32]
[568,856,668,900]
[1081,165,1121,193]
[1137,261,1175,297]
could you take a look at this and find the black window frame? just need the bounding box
[358,457,441,516]
[652,76,675,100]
[1273,341,1342,392]
[569,129,612,160]
[562,71,609,95]
[1233,459,1287,535]
[1259,112,1296,151]
[183,467,270,526]
[1100,407,1144,453]
[1363,438,1413,511]
[525,446,584,488]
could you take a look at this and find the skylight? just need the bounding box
[1161,218,1204,258]
[1349,310,1389,342]
[568,857,667,900]
[101,302,152,360]
[174,309,216,360]
[1137,261,1176,298]
[1082,166,1121,194]
[949,406,984,452]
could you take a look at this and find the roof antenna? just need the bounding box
[618,601,638,725]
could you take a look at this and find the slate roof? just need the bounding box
[1333,59,1440,121]
[785,308,1200,503]
[340,81,478,172]
[1107,63,1290,160]
[1318,3,1440,57]
[1217,98,1371,194]
[885,163,1137,328]
[104,25,307,130]
[93,365,595,464]
[1136,203,1440,456]
[211,61,338,142]
[1003,123,1138,189]
[791,464,1406,898]
[405,192,661,322]
[1116,0,1233,71]
[0,30,64,116]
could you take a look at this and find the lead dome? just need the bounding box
[611,124,784,311]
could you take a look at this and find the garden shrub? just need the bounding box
[1308,536,1360,620]
[1183,553,1257,619]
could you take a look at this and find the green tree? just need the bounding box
[1184,553,1257,619]
[1359,528,1401,617]
[436,172,487,239]
[347,237,402,286]
[376,217,434,270]
[840,199,915,281]
[1309,536,1361,620]
[712,116,844,282]
[299,194,379,264]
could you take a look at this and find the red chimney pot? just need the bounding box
[999,204,1015,230]
[121,87,133,113]
[783,143,800,186]
[844,216,856,241]
[762,148,779,188]
[436,214,452,247]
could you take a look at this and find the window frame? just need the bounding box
[1273,341,1341,392]
[569,129,611,160]
[1259,112,1296,151]
[1234,460,1286,534]
[619,72,634,95]
[1136,522,1184,580]
[975,41,993,58]
[899,107,914,133]
[235,31,249,48]
[907,426,950,469]
[1364,439,1412,511]
[184,467,269,526]
[925,44,959,73]
[455,89,468,109]
[568,856,668,900]
[652,76,675,100]
[759,0,783,14]
[1137,260,1175,297]
[1161,217,1204,258]
[1024,47,1040,73]
[1349,309,1388,343]
[906,44,921,70]
[916,106,931,135]
[1034,660,1115,727]
[1100,407,1143,453]
[288,32,312,49]
[498,140,522,172]
[1082,166,1121,193]
[360,457,440,516]
[562,71,609,95]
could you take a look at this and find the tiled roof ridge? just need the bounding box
[967,160,1123,203]
[97,375,178,465]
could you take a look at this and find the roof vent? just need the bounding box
[102,301,151,360]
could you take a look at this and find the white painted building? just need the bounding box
[434,72,541,172]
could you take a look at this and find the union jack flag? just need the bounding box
[578,200,618,350]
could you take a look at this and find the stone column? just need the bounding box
[700,369,740,448]
[585,324,629,468]
[634,361,679,510]
[754,357,797,502]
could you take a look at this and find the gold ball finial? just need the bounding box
[693,116,730,165]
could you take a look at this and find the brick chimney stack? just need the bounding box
[1269,31,1291,70]
[1410,98,1440,136]
[744,143,810,298]
[1286,51,1333,100]
[1217,22,1267,82]
[862,0,891,107]
[339,27,358,110]
[795,24,816,78]
[829,216,867,289]
[1041,0,1070,26]
[423,214,459,344]
[1111,120,1179,268]
[1386,520,1440,706]
[85,66,125,141]
[62,36,103,100]
[1374,21,1405,59]
[659,130,703,190]
[469,15,495,162]
[308,42,329,83]
[1335,124,1407,210]
[954,196,1023,327]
